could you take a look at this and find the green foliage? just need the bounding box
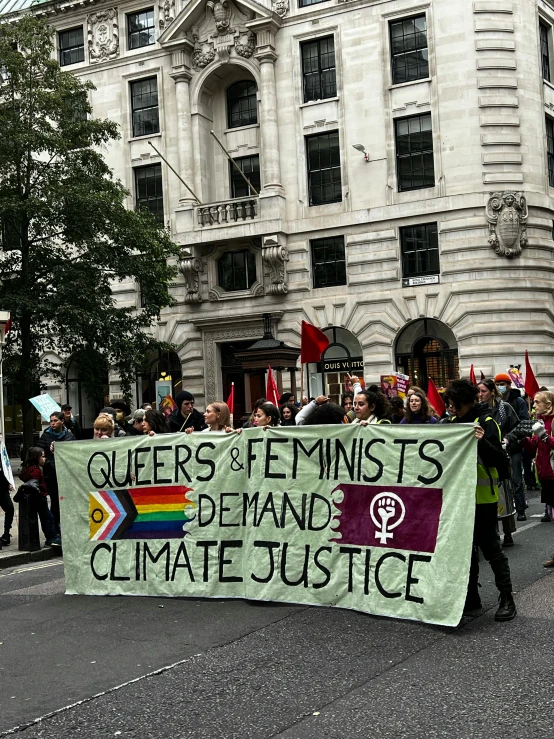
[0,16,180,439]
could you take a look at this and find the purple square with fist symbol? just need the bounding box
[330,483,443,554]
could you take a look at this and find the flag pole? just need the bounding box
[300,363,304,405]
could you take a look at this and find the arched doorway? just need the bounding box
[136,350,183,408]
[307,326,364,403]
[395,318,459,389]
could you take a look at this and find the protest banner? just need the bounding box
[29,393,61,421]
[56,424,477,627]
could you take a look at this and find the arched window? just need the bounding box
[395,318,458,389]
[226,80,258,129]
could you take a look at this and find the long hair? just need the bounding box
[535,391,554,417]
[144,409,170,433]
[23,446,44,469]
[259,402,281,426]
[404,390,433,423]
[355,389,392,421]
[207,401,231,430]
[477,378,499,404]
[280,403,298,425]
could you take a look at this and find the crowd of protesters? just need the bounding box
[1,371,552,626]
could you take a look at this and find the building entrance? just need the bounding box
[395,318,459,390]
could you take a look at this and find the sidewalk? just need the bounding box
[0,459,62,570]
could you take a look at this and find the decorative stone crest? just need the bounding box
[190,0,255,70]
[262,235,289,294]
[486,191,528,258]
[271,0,289,18]
[179,256,203,304]
[87,9,119,64]
[159,0,175,29]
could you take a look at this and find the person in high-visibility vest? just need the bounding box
[443,379,516,622]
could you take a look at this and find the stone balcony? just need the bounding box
[195,196,259,229]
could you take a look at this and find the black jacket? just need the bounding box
[37,427,75,478]
[506,388,529,421]
[453,402,508,476]
[167,407,207,433]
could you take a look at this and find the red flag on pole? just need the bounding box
[266,366,280,406]
[5,315,11,336]
[524,351,540,399]
[427,377,446,417]
[226,382,234,416]
[301,321,330,364]
[469,364,476,385]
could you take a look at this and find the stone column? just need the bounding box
[250,18,283,192]
[170,49,195,204]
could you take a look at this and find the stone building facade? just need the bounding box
[4,0,554,423]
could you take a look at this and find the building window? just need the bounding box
[390,15,428,85]
[135,164,164,225]
[306,131,342,206]
[128,8,156,50]
[218,250,257,292]
[541,21,552,82]
[547,117,554,187]
[311,236,346,289]
[301,36,336,103]
[58,27,84,67]
[299,0,327,8]
[395,113,434,192]
[400,223,439,278]
[130,77,159,137]
[226,81,258,129]
[230,155,260,198]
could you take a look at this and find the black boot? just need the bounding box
[502,533,514,548]
[495,591,516,622]
[464,592,482,614]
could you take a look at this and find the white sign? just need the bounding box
[29,393,61,421]
[402,275,440,287]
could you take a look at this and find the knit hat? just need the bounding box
[494,373,512,384]
[175,390,194,408]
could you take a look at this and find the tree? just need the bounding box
[0,15,181,450]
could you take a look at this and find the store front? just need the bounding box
[307,326,364,404]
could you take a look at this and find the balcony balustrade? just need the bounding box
[196,196,259,228]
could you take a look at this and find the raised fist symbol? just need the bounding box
[378,497,396,528]
[371,492,406,544]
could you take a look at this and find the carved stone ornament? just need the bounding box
[190,0,255,70]
[486,191,528,258]
[262,235,289,294]
[272,0,288,18]
[179,256,203,304]
[159,0,175,29]
[87,8,119,64]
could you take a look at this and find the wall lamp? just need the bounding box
[352,144,369,162]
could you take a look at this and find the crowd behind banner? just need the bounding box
[3,371,554,626]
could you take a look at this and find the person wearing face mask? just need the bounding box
[400,390,438,424]
[110,401,133,436]
[494,374,530,521]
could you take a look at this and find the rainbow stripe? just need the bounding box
[89,485,195,541]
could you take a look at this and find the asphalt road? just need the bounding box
[1,493,554,739]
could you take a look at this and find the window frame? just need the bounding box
[399,222,440,279]
[540,20,552,83]
[134,163,164,226]
[394,112,435,193]
[130,76,160,138]
[217,249,258,293]
[546,116,554,188]
[127,7,156,51]
[306,130,343,207]
[226,81,258,130]
[301,35,337,103]
[389,14,429,86]
[311,235,346,289]
[230,155,261,198]
[58,26,85,67]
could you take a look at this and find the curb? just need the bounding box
[0,546,62,570]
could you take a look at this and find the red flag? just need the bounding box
[427,377,445,417]
[226,382,234,417]
[5,315,11,335]
[301,321,330,364]
[469,364,476,385]
[524,351,540,399]
[266,366,279,406]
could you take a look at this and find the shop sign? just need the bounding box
[322,357,364,373]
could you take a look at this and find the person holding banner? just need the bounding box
[167,391,207,433]
[255,402,281,428]
[352,389,392,425]
[142,409,170,436]
[443,380,516,621]
[185,402,231,433]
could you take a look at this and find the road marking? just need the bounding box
[513,521,541,536]
[0,561,63,578]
